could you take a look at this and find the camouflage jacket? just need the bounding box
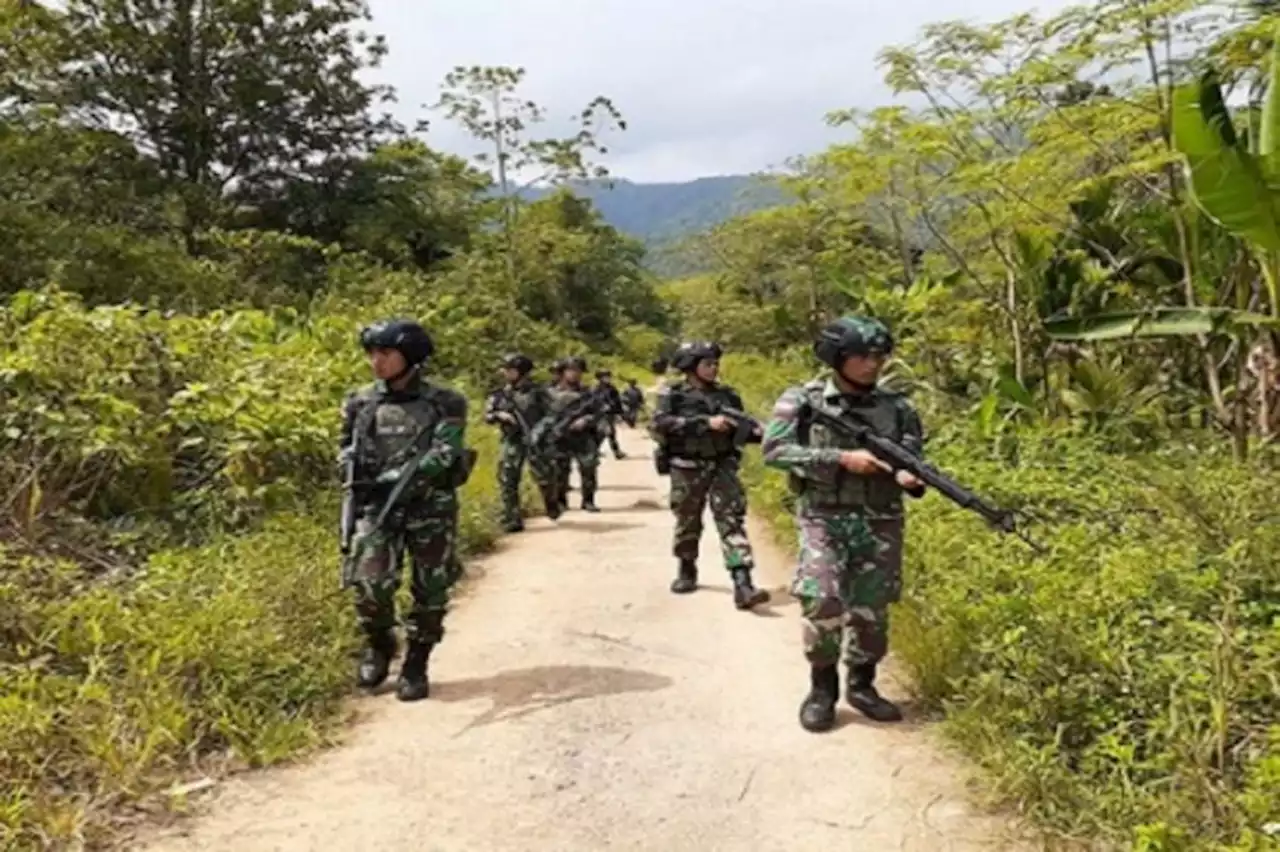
[761,377,923,517]
[594,382,623,416]
[544,381,603,447]
[483,377,551,441]
[649,378,747,461]
[339,374,469,508]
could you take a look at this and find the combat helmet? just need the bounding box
[813,316,893,369]
[500,352,534,375]
[670,340,722,373]
[359,318,434,367]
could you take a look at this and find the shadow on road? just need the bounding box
[433,664,674,733]
[551,519,648,535]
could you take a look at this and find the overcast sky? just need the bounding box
[364,0,1077,184]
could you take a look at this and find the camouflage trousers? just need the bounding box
[349,494,458,644]
[552,436,600,499]
[667,457,754,571]
[790,511,903,668]
[498,438,557,524]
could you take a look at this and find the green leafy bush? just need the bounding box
[0,280,558,848]
[727,354,1280,852]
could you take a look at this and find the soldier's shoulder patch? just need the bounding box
[771,385,808,417]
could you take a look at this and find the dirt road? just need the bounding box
[139,428,1032,851]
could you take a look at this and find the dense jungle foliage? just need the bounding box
[2,0,1279,850]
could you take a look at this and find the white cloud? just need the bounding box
[364,0,1079,182]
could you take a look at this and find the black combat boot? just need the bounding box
[730,568,770,610]
[502,518,524,533]
[846,662,903,722]
[799,664,840,732]
[581,488,600,513]
[356,630,397,689]
[670,559,697,593]
[396,641,432,702]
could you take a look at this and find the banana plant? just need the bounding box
[1042,26,1280,457]
[1173,23,1280,317]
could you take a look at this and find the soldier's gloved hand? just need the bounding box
[707,415,732,433]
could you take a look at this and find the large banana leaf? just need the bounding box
[1259,21,1280,181]
[1172,72,1280,251]
[1044,307,1280,341]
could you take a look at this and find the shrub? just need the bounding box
[0,282,550,848]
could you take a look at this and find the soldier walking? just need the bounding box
[593,368,626,459]
[620,378,644,427]
[761,316,925,731]
[338,319,472,702]
[649,341,769,610]
[546,356,602,512]
[483,352,560,531]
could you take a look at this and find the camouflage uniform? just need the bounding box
[483,376,559,529]
[341,321,470,702]
[594,371,626,459]
[762,314,920,729]
[545,380,602,511]
[649,340,768,609]
[620,381,644,427]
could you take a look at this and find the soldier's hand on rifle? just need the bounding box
[707,415,732,432]
[839,449,892,475]
[895,470,924,490]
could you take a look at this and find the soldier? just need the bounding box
[761,316,925,731]
[593,368,626,459]
[545,355,602,513]
[649,341,769,610]
[339,319,471,702]
[620,378,644,427]
[483,352,560,531]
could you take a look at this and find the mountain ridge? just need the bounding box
[517,173,791,248]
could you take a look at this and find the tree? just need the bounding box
[429,65,626,282]
[50,0,396,247]
[237,139,491,270]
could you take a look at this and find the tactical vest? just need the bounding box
[790,380,908,515]
[664,382,738,461]
[352,384,465,500]
[546,384,594,447]
[502,381,549,430]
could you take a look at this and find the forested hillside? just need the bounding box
[520,175,790,273]
[662,3,1280,850]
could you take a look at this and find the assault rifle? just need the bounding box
[339,417,437,590]
[714,405,764,448]
[801,401,1043,553]
[653,401,763,476]
[490,388,536,449]
[534,392,603,450]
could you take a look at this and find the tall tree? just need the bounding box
[50,0,396,247]
[429,65,625,281]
